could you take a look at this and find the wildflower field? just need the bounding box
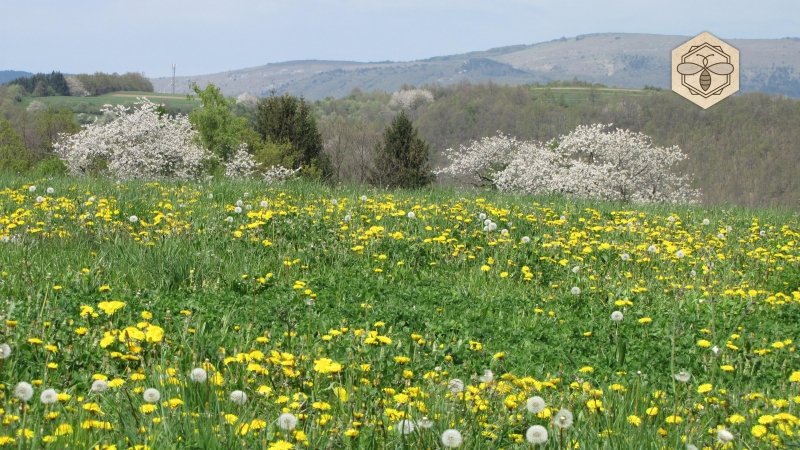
[0,177,798,449]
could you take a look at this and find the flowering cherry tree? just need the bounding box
[437,124,700,204]
[54,99,211,180]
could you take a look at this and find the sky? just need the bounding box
[2,0,799,78]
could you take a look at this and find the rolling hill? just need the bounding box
[151,33,800,99]
[0,70,32,84]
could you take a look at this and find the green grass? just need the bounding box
[0,176,797,449]
[24,92,199,119]
[527,86,657,106]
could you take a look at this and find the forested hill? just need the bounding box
[151,33,800,99]
[0,71,32,84]
[314,84,800,209]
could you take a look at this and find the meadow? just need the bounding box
[0,177,797,449]
[25,92,198,120]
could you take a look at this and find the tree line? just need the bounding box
[1,79,797,208]
[5,71,153,97]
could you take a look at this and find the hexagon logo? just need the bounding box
[672,32,739,109]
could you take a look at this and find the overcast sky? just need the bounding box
[3,0,798,77]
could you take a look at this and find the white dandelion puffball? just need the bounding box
[128,215,138,223]
[441,429,463,448]
[229,390,247,405]
[611,311,624,322]
[330,198,338,206]
[521,236,531,244]
[46,187,55,194]
[479,369,494,383]
[233,206,242,214]
[360,195,367,201]
[343,214,351,223]
[487,222,497,232]
[207,193,213,200]
[483,219,491,226]
[702,218,710,226]
[482,226,489,232]
[526,396,546,414]
[500,228,509,236]
[0,343,11,359]
[407,211,415,219]
[526,425,548,444]
[717,428,734,443]
[667,215,676,223]
[396,419,415,435]
[235,199,244,207]
[711,345,721,356]
[717,233,725,240]
[559,215,566,221]
[620,252,631,261]
[28,185,36,193]
[143,388,161,403]
[647,244,658,253]
[36,196,44,203]
[570,286,581,296]
[190,367,208,383]
[40,388,58,404]
[91,379,109,393]
[260,200,269,208]
[571,265,581,274]
[759,230,766,237]
[448,378,465,394]
[553,408,574,429]
[14,382,34,402]
[278,412,298,430]
[675,249,685,259]
[674,371,691,383]
[417,417,434,429]
[478,213,487,220]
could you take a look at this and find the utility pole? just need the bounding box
[171,64,176,95]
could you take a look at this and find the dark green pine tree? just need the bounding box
[372,111,433,188]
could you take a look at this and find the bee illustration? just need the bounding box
[677,54,735,91]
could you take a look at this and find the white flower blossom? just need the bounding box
[441,429,463,448]
[278,412,298,430]
[143,388,161,403]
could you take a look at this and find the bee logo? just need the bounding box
[677,54,735,92]
[671,32,739,109]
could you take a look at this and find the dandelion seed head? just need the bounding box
[448,378,465,394]
[571,286,581,296]
[28,185,36,193]
[417,417,434,429]
[526,425,548,444]
[40,388,58,404]
[620,252,630,261]
[229,390,247,405]
[702,218,710,226]
[553,408,573,429]
[441,429,463,448]
[526,396,546,414]
[521,236,531,244]
[0,343,11,359]
[478,213,487,220]
[36,196,44,203]
[91,379,108,393]
[233,206,242,214]
[571,265,581,274]
[143,388,160,403]
[396,419,415,435]
[647,244,658,253]
[479,369,494,383]
[190,368,207,383]
[717,428,734,443]
[611,311,624,322]
[278,412,298,430]
[14,382,34,402]
[674,371,691,383]
[128,215,138,223]
[406,211,415,219]
[225,216,234,223]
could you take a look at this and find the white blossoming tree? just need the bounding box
[53,99,211,180]
[437,124,700,204]
[224,144,258,178]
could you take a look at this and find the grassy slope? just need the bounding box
[0,177,797,448]
[24,91,199,117]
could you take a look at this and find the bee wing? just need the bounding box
[676,63,703,75]
[708,63,735,75]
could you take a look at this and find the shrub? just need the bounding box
[437,124,700,203]
[53,99,210,180]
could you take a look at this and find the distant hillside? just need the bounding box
[151,33,800,99]
[0,70,32,84]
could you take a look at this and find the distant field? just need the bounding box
[527,86,657,106]
[25,91,199,120]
